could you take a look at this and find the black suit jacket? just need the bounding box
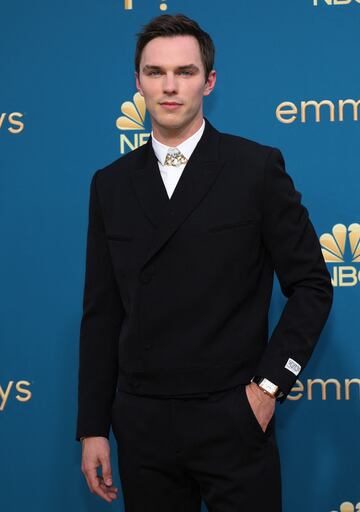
[76,118,333,441]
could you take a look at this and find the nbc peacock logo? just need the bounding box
[320,223,360,287]
[331,502,360,512]
[115,91,150,154]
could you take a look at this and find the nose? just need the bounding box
[163,72,177,94]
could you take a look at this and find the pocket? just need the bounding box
[239,384,273,437]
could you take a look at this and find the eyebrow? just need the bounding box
[142,64,200,72]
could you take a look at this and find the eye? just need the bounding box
[178,70,193,76]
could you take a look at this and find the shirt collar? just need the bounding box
[151,119,205,166]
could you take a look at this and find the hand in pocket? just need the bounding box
[245,383,275,433]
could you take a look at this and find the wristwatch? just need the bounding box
[251,376,284,401]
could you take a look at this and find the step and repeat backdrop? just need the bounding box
[1,1,359,511]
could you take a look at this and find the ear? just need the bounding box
[135,71,144,96]
[203,69,216,97]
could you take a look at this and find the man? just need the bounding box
[76,13,333,511]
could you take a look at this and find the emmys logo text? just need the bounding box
[0,380,32,411]
[288,378,360,401]
[314,0,360,5]
[276,98,359,124]
[0,112,25,134]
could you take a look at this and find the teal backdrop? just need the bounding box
[1,1,359,511]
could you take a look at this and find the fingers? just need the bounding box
[84,466,118,503]
[81,437,118,503]
[100,454,113,486]
[98,454,118,502]
[99,479,118,500]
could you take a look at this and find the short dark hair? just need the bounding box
[135,13,215,81]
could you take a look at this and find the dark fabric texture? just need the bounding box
[76,118,333,441]
[111,384,282,512]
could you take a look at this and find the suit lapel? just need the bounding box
[131,117,225,269]
[130,139,169,228]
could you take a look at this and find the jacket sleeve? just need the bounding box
[254,148,333,401]
[76,170,125,441]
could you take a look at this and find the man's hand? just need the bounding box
[81,436,118,503]
[245,382,276,433]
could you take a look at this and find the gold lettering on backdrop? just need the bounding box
[0,112,6,129]
[120,133,150,154]
[139,133,150,145]
[287,378,360,401]
[313,0,360,4]
[287,380,304,400]
[332,266,359,287]
[276,99,360,123]
[330,267,360,287]
[301,100,335,122]
[15,380,32,402]
[8,112,24,133]
[320,223,360,287]
[344,378,360,400]
[308,378,342,400]
[0,112,25,133]
[339,99,360,121]
[123,0,168,10]
[276,102,298,123]
[120,134,136,153]
[0,381,14,411]
[0,380,32,410]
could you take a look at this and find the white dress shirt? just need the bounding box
[151,119,205,199]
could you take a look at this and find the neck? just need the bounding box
[151,115,204,147]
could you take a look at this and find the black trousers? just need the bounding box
[111,383,282,512]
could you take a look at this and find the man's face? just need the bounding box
[135,35,216,135]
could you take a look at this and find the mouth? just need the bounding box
[160,102,182,110]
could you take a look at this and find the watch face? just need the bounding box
[261,378,278,395]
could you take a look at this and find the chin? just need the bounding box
[156,116,185,131]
